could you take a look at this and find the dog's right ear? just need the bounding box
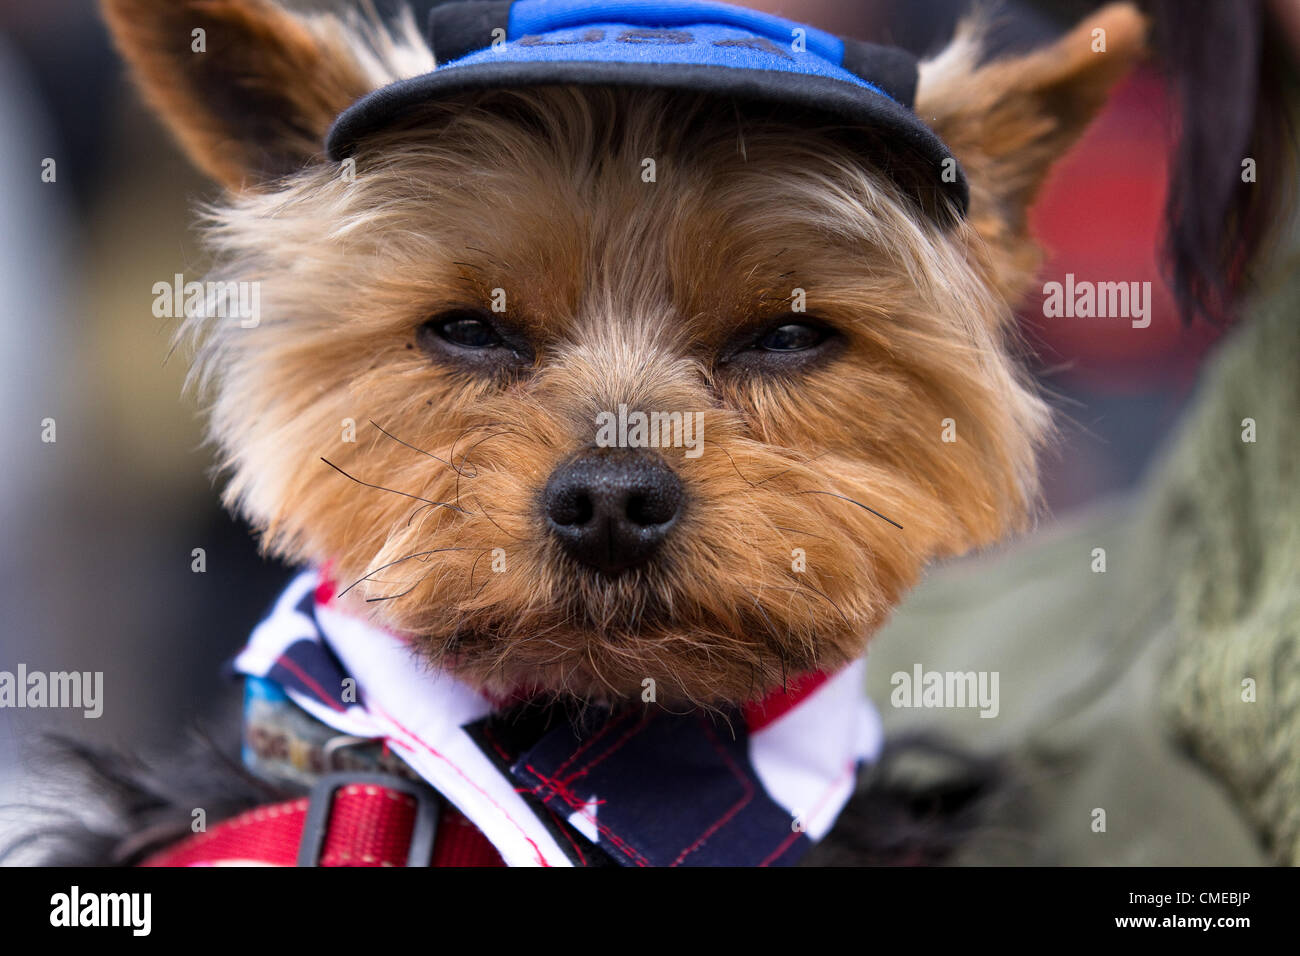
[101,0,372,190]
[917,2,1147,298]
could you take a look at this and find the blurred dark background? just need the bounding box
[0,0,1222,853]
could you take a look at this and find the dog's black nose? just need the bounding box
[544,448,683,576]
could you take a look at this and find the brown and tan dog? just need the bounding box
[84,0,1145,864]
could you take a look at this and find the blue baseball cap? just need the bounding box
[325,0,968,220]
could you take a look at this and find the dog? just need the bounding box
[46,0,1144,866]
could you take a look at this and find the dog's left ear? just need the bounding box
[101,0,372,190]
[917,2,1147,297]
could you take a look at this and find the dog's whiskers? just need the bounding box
[339,546,478,598]
[795,489,903,530]
[453,429,517,505]
[470,495,527,542]
[369,419,477,478]
[446,421,506,498]
[465,546,492,593]
[320,458,469,514]
[365,578,432,602]
[720,446,831,488]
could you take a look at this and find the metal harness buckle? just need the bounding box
[297,771,441,867]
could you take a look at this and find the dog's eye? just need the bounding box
[718,315,841,372]
[416,308,532,372]
[431,311,501,349]
[439,316,499,349]
[756,323,827,352]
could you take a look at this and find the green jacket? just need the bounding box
[863,257,1300,865]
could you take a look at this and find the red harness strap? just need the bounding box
[142,783,504,867]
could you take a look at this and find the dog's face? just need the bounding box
[105,1,1143,704]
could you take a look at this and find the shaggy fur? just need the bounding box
[73,0,1143,861]
[191,87,1054,706]
[102,0,1142,707]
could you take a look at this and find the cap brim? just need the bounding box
[325,60,968,221]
